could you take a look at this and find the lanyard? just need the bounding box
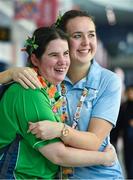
[60,82,88,129]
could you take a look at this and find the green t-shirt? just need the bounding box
[0,83,61,179]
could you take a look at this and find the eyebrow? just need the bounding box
[72,30,95,35]
[48,49,69,56]
[48,52,58,56]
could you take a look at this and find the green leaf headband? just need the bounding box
[24,36,39,55]
[55,12,62,28]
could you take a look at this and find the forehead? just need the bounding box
[66,16,95,34]
[45,38,68,51]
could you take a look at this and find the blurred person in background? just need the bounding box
[111,84,133,179]
[0,10,123,179]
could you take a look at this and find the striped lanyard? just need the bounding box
[60,82,88,129]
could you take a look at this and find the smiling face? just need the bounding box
[66,16,97,67]
[34,38,70,85]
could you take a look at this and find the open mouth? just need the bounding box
[78,49,91,54]
[55,68,66,73]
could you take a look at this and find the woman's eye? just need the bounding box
[88,34,95,38]
[64,51,69,56]
[73,34,81,39]
[51,54,57,57]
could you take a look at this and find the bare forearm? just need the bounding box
[56,146,108,167]
[0,69,13,84]
[61,125,101,151]
[29,121,101,151]
[39,142,114,167]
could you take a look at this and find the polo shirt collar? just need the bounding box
[65,59,102,90]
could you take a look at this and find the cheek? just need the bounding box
[39,62,50,73]
[40,62,46,70]
[92,40,97,51]
[67,58,71,66]
[69,39,78,50]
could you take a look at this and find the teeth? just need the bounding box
[79,50,89,53]
[56,68,65,72]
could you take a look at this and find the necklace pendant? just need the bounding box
[61,112,68,122]
[83,88,88,96]
[52,107,57,113]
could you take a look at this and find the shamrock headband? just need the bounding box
[22,36,39,55]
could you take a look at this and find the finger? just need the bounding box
[17,79,29,89]
[29,122,35,125]
[18,74,37,89]
[27,122,37,133]
[36,134,42,139]
[30,127,39,135]
[109,144,115,150]
[23,70,42,88]
[27,127,36,133]
[104,144,114,152]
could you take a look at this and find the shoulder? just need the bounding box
[92,60,121,84]
[101,65,120,81]
[92,61,122,94]
[4,83,49,101]
[98,66,122,89]
[93,60,119,79]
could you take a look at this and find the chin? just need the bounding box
[54,78,64,85]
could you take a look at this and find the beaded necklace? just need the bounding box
[34,68,62,113]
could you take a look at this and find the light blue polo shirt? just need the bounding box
[63,60,123,179]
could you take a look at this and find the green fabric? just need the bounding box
[0,83,61,179]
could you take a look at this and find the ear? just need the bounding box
[30,54,39,67]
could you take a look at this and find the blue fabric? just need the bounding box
[62,60,123,179]
[0,138,20,179]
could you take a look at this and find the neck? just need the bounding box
[67,63,91,84]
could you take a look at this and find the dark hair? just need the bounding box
[25,26,69,66]
[56,10,95,32]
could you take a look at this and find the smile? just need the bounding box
[55,68,66,72]
[78,49,90,54]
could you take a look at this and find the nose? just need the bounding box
[58,55,66,65]
[81,35,89,46]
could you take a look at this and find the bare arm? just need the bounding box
[38,141,116,167]
[28,120,112,151]
[0,67,42,89]
[0,69,13,84]
[61,119,112,151]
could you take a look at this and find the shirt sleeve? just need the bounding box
[91,74,122,127]
[16,87,61,149]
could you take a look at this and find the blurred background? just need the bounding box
[0,0,133,85]
[0,0,133,178]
